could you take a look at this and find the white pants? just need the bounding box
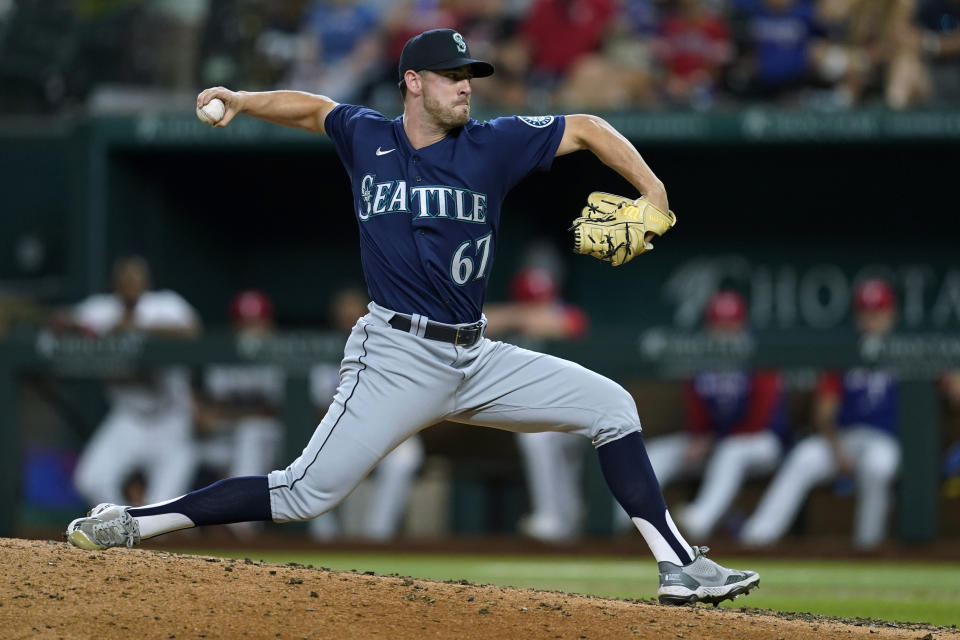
[741,426,901,549]
[197,416,283,478]
[269,302,640,522]
[74,405,197,507]
[516,431,586,541]
[361,435,425,540]
[629,431,782,539]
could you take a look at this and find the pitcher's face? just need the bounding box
[421,67,473,129]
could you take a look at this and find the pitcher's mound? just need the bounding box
[1,538,954,639]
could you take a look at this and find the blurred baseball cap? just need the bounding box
[230,289,274,322]
[705,290,748,328]
[509,267,559,303]
[398,29,494,86]
[853,278,896,312]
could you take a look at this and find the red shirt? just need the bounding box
[521,0,616,74]
[658,12,731,78]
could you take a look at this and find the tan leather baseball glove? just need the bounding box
[570,192,677,267]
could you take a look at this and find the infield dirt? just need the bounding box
[2,537,957,640]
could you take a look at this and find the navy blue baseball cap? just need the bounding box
[398,29,495,86]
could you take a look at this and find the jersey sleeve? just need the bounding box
[324,104,382,171]
[487,115,566,191]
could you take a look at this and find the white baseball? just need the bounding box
[196,98,225,125]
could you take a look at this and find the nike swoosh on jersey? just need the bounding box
[376,147,396,156]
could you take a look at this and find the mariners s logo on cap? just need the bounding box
[398,28,495,85]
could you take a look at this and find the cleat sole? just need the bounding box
[659,577,760,607]
[67,530,107,551]
[658,594,698,605]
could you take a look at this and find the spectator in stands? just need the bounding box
[741,278,901,550]
[484,263,591,543]
[452,0,532,109]
[203,2,304,89]
[68,256,201,509]
[374,0,459,101]
[382,0,459,63]
[193,290,284,538]
[815,0,930,109]
[899,0,960,105]
[517,0,617,106]
[127,0,210,90]
[551,0,660,110]
[625,290,788,541]
[281,0,385,104]
[308,285,426,541]
[655,0,734,109]
[726,0,828,102]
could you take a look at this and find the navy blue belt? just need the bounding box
[388,314,484,347]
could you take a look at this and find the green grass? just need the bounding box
[177,549,960,627]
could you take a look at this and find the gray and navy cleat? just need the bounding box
[66,503,141,550]
[657,546,759,606]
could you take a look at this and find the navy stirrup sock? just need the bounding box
[129,475,272,526]
[597,432,693,564]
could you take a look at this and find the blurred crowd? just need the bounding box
[1,0,959,115]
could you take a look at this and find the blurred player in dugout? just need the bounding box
[941,371,960,501]
[192,289,284,538]
[64,256,202,508]
[484,265,591,543]
[741,278,901,550]
[624,290,789,542]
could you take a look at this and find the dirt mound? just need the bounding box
[1,537,956,640]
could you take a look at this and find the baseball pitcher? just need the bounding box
[67,29,758,606]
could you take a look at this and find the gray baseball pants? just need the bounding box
[268,302,641,522]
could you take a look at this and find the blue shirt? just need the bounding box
[734,0,820,85]
[325,105,565,323]
[687,369,788,440]
[304,4,380,64]
[819,369,899,436]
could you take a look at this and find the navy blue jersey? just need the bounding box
[817,369,899,436]
[686,369,788,440]
[325,105,566,324]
